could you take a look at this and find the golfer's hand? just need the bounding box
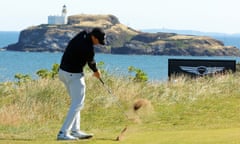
[93,71,101,79]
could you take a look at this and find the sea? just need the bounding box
[1,31,240,82]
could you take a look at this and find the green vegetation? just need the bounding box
[0,65,240,144]
[128,66,148,82]
[36,63,59,79]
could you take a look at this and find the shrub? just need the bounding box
[128,66,148,82]
[14,73,32,84]
[36,63,59,79]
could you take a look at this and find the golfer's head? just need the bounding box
[90,28,106,45]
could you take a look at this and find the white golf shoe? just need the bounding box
[57,131,78,140]
[71,130,93,139]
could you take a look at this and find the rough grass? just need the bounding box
[0,72,240,143]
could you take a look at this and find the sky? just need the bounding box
[1,0,240,34]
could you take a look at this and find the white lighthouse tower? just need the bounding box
[61,5,67,24]
[48,5,67,24]
[62,5,67,17]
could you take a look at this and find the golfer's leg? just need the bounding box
[58,70,71,96]
[72,76,85,131]
[60,74,85,133]
[72,111,80,131]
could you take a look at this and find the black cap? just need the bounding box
[91,28,105,45]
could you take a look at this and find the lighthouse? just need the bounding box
[62,5,67,17]
[48,5,67,25]
[61,5,67,24]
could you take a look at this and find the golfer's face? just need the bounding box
[92,36,100,45]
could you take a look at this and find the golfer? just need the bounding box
[57,28,105,140]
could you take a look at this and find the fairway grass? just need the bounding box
[1,73,240,144]
[127,127,240,144]
[0,127,239,144]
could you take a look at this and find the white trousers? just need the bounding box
[58,69,86,133]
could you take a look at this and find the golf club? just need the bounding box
[99,78,127,116]
[98,78,128,141]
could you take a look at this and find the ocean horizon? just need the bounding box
[1,31,240,82]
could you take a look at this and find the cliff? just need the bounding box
[5,14,240,56]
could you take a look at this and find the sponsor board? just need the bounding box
[168,59,236,78]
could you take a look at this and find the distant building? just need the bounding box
[48,5,67,24]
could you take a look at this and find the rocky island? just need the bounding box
[4,14,240,56]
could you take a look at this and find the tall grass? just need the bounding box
[0,72,239,141]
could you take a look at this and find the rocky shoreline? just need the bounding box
[4,14,240,56]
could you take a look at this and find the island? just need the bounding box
[4,14,240,56]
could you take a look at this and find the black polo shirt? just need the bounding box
[60,31,98,73]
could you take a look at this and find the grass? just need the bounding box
[0,72,240,143]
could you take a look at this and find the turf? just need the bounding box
[0,73,240,144]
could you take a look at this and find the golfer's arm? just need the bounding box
[87,60,98,72]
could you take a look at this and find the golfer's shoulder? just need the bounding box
[70,31,88,44]
[76,30,88,39]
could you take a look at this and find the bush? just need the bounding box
[36,63,59,79]
[14,73,32,84]
[128,66,148,82]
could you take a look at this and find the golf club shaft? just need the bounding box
[99,78,129,141]
[99,78,112,94]
[99,78,128,119]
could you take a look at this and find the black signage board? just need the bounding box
[168,59,236,78]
